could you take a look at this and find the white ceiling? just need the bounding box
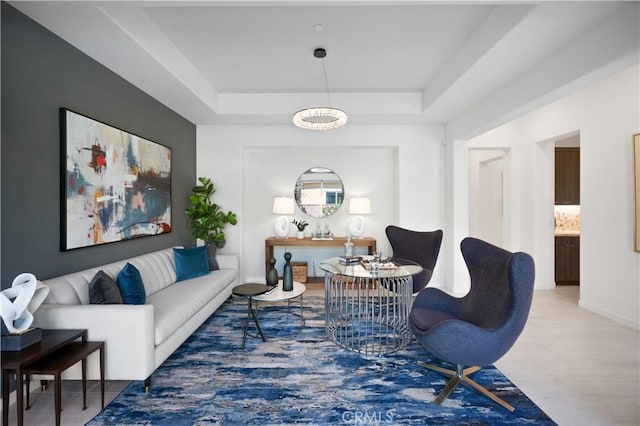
[10,1,640,139]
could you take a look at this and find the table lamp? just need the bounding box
[272,196,295,238]
[348,197,371,238]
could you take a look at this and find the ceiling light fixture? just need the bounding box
[293,48,347,131]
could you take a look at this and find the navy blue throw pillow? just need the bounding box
[174,246,210,282]
[116,263,146,305]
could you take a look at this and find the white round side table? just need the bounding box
[253,280,306,328]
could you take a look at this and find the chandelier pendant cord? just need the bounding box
[321,58,333,107]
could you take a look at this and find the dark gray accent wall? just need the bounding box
[1,3,196,288]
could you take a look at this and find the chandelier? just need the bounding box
[293,48,347,130]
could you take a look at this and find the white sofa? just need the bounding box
[33,247,238,387]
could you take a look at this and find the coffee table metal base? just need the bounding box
[324,274,413,357]
[253,281,306,333]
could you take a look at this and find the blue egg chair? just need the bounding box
[409,237,535,411]
[385,226,443,294]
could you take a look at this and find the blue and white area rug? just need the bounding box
[88,296,555,425]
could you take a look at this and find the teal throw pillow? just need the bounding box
[116,263,146,305]
[174,246,210,282]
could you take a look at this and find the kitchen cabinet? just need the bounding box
[555,236,580,284]
[555,148,580,205]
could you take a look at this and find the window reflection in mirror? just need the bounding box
[294,167,344,218]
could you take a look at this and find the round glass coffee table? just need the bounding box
[253,280,306,328]
[319,256,422,357]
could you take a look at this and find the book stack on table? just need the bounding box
[338,256,362,265]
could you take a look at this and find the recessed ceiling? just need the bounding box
[10,1,639,139]
[145,5,495,92]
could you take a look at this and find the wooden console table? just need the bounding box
[264,236,377,276]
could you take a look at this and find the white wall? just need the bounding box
[241,146,395,279]
[197,124,446,284]
[467,64,640,329]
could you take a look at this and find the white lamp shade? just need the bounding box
[349,197,371,215]
[272,196,295,215]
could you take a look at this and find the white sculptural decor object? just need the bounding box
[348,197,371,238]
[272,196,296,238]
[0,273,49,336]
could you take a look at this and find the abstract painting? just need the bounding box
[61,109,171,250]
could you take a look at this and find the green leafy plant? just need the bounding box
[185,177,237,248]
[292,219,309,231]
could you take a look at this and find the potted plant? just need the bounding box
[292,219,309,239]
[185,177,237,270]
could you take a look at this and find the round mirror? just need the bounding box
[294,167,344,218]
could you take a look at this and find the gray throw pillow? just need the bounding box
[89,270,123,304]
[207,244,220,271]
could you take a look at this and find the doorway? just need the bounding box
[469,149,509,247]
[554,135,581,286]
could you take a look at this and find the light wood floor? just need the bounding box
[496,286,639,426]
[3,286,638,426]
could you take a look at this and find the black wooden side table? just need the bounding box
[24,341,105,426]
[1,329,86,426]
[232,283,271,349]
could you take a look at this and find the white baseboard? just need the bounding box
[579,299,639,330]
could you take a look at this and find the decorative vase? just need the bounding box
[297,231,305,239]
[344,236,354,256]
[266,257,278,286]
[283,252,293,291]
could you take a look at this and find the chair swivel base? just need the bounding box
[418,361,515,412]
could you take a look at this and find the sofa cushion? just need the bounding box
[148,269,237,346]
[89,270,123,304]
[117,263,146,305]
[173,246,210,282]
[127,248,177,297]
